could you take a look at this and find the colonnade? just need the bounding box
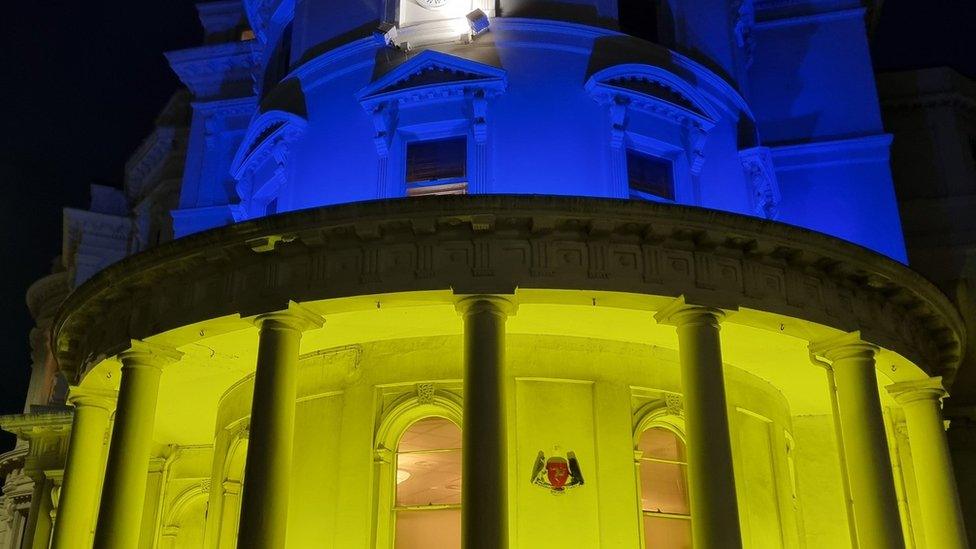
[47,296,967,548]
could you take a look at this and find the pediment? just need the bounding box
[231,109,307,181]
[358,50,507,106]
[586,64,718,125]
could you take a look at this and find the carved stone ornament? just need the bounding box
[732,0,757,67]
[739,146,781,219]
[52,196,963,384]
[230,110,308,220]
[664,393,684,416]
[586,65,719,175]
[416,383,436,404]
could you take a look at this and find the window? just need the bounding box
[406,137,466,184]
[405,137,468,196]
[394,417,462,549]
[638,427,691,549]
[627,149,675,201]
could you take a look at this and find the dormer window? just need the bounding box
[627,149,675,201]
[406,137,468,196]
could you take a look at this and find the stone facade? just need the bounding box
[0,1,972,548]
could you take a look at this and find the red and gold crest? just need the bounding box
[531,448,584,494]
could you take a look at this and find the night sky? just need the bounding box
[0,1,972,444]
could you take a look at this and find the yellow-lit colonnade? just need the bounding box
[45,197,967,548]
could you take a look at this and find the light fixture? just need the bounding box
[374,22,398,47]
[466,9,490,35]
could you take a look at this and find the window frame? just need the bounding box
[626,147,677,202]
[373,392,463,549]
[634,403,692,549]
[403,135,470,196]
[394,121,472,198]
[623,133,690,204]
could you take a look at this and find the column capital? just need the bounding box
[653,295,728,328]
[118,340,183,371]
[455,294,518,317]
[887,377,948,405]
[809,331,879,363]
[66,386,117,412]
[254,301,325,332]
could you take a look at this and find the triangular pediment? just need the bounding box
[358,50,507,104]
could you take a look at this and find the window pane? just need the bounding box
[398,417,461,452]
[643,515,692,549]
[638,427,686,462]
[639,460,690,515]
[396,449,462,506]
[406,137,466,183]
[395,509,461,549]
[396,417,462,507]
[627,149,674,200]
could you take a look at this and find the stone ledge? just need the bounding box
[52,195,964,384]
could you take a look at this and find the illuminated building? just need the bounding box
[0,0,971,548]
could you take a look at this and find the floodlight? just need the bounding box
[466,9,490,35]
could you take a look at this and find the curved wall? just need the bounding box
[177,1,907,261]
[210,334,803,547]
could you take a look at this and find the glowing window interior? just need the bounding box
[638,427,692,549]
[627,149,675,201]
[394,417,462,549]
[406,137,467,187]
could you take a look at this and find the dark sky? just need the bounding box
[0,1,972,442]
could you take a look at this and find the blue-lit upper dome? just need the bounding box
[169,0,907,262]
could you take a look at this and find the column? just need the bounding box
[237,303,323,549]
[218,481,243,549]
[51,386,116,549]
[24,477,53,549]
[456,296,515,549]
[655,298,743,549]
[888,377,969,549]
[93,341,182,549]
[810,332,904,547]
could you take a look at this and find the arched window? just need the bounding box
[638,427,691,549]
[393,417,462,549]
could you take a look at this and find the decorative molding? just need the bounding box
[768,134,893,172]
[416,383,436,404]
[52,196,964,385]
[124,126,189,203]
[165,41,263,99]
[357,50,507,197]
[732,0,757,67]
[739,146,780,219]
[230,110,307,220]
[586,64,719,176]
[664,393,684,416]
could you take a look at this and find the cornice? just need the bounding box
[0,411,73,438]
[768,134,892,171]
[166,41,263,99]
[26,272,69,322]
[124,126,189,202]
[52,196,963,386]
[287,19,753,123]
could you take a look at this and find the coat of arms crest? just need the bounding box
[530,447,584,494]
